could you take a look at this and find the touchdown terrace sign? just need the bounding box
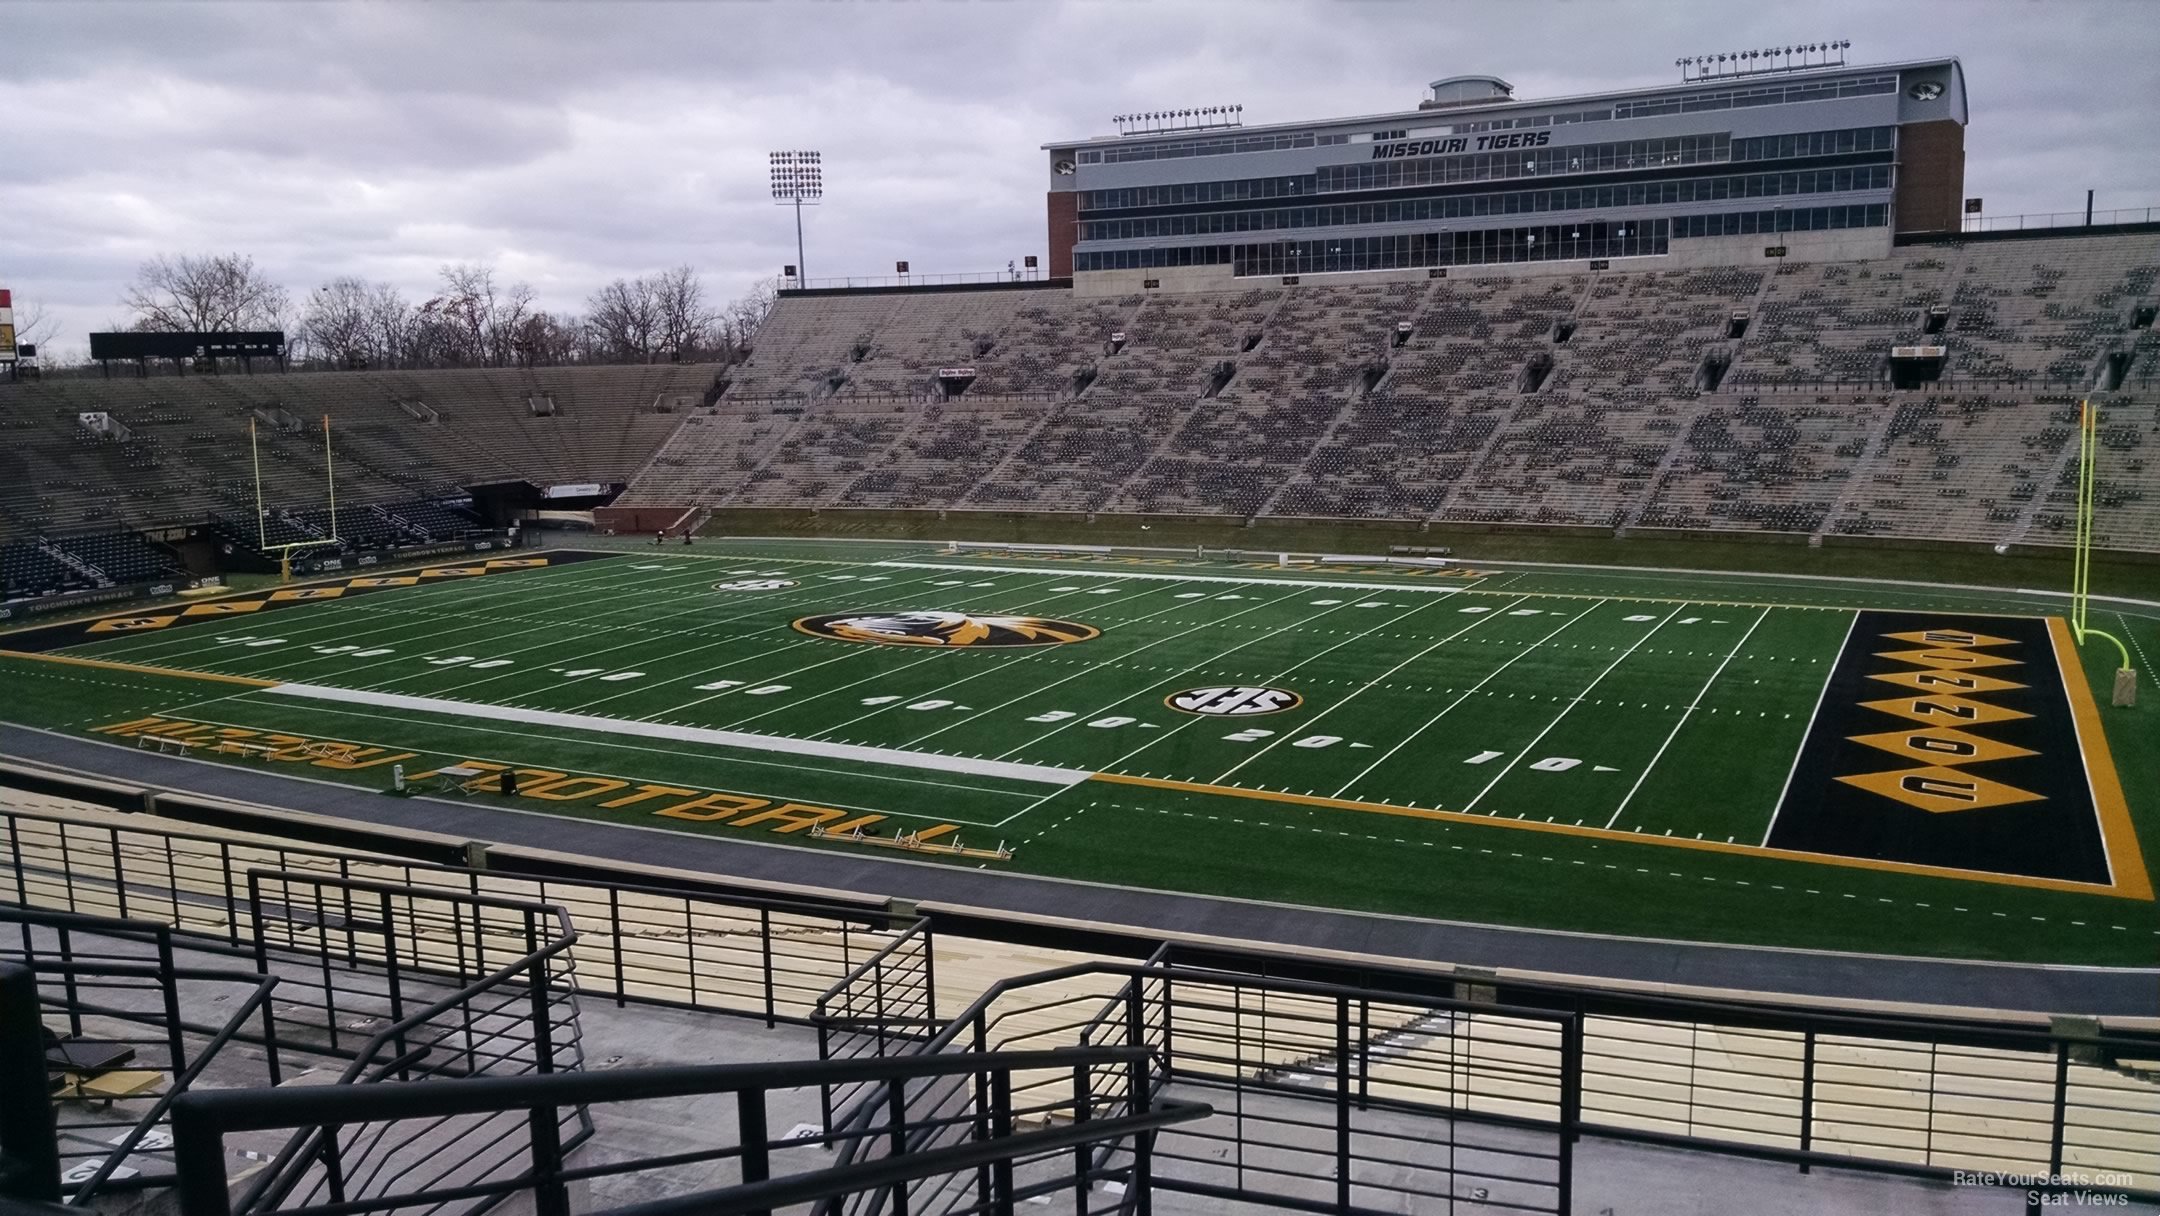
[1373,130,1552,159]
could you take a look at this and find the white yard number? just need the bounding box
[1291,735,1342,749]
[1464,750,1504,765]
[1528,756,1581,772]
[1223,728,1276,743]
[1026,710,1076,723]
[907,699,953,711]
[1088,716,1135,729]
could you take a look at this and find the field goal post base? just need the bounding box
[2111,667,2137,708]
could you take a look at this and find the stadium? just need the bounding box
[0,25,2156,1216]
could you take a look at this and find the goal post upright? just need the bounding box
[250,412,344,582]
[2072,398,2136,705]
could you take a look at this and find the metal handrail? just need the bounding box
[232,888,583,1216]
[606,1104,1206,1216]
[172,1047,1170,1216]
[63,971,281,1205]
[1960,206,2160,233]
[809,918,933,1025]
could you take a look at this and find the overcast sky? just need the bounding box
[5,0,2157,358]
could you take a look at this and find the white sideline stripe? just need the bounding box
[873,561,1477,595]
[262,683,1092,788]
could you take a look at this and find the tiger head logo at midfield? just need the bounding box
[792,611,1099,647]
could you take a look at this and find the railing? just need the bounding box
[169,1048,1207,1216]
[1,908,282,1205]
[822,943,2160,1212]
[1,804,920,1027]
[1961,207,2160,233]
[811,916,936,1133]
[907,959,1570,1215]
[787,271,1057,291]
[7,801,2159,1211]
[234,877,587,1216]
[243,870,581,1068]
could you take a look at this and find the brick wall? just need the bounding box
[1895,120,1965,235]
[1046,191,1079,278]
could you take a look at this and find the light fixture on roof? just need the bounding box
[769,150,822,286]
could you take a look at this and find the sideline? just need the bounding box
[265,681,1091,788]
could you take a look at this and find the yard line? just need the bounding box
[872,559,1489,597]
[67,552,671,661]
[1331,600,1609,798]
[1209,595,1531,784]
[630,570,1091,722]
[814,579,1239,740]
[1602,605,1773,830]
[315,557,867,679]
[1086,594,1454,781]
[147,703,944,821]
[706,576,1182,730]
[553,566,997,712]
[85,552,757,671]
[1460,602,1690,814]
[197,697,1036,812]
[982,590,1371,760]
[892,587,1319,749]
[267,682,1090,788]
[1758,609,1860,847]
[328,563,851,688]
[411,564,972,698]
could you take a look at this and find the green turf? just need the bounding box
[6,538,2156,966]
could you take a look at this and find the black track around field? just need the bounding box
[2,723,2151,1017]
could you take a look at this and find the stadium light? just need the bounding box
[769,150,823,286]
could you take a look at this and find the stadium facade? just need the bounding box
[1044,57,1967,291]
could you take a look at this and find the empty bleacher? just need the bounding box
[0,364,715,543]
[604,229,2160,552]
[12,230,2160,555]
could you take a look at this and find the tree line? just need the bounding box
[98,253,780,370]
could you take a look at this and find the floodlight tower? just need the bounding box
[769,151,823,287]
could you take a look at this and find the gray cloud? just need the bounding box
[4,0,2156,358]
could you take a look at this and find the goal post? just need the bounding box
[2071,399,2136,706]
[251,414,344,581]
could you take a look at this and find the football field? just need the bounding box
[5,539,2155,965]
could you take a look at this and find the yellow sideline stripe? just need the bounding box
[2047,616,2152,901]
[0,649,279,688]
[1090,771,2150,900]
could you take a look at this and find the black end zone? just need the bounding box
[1766,611,2109,885]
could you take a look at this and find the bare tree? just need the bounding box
[510,311,582,366]
[585,277,661,363]
[14,298,59,349]
[123,253,291,332]
[650,266,716,360]
[436,261,540,367]
[301,277,376,368]
[717,275,780,361]
[366,282,416,369]
[436,263,495,365]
